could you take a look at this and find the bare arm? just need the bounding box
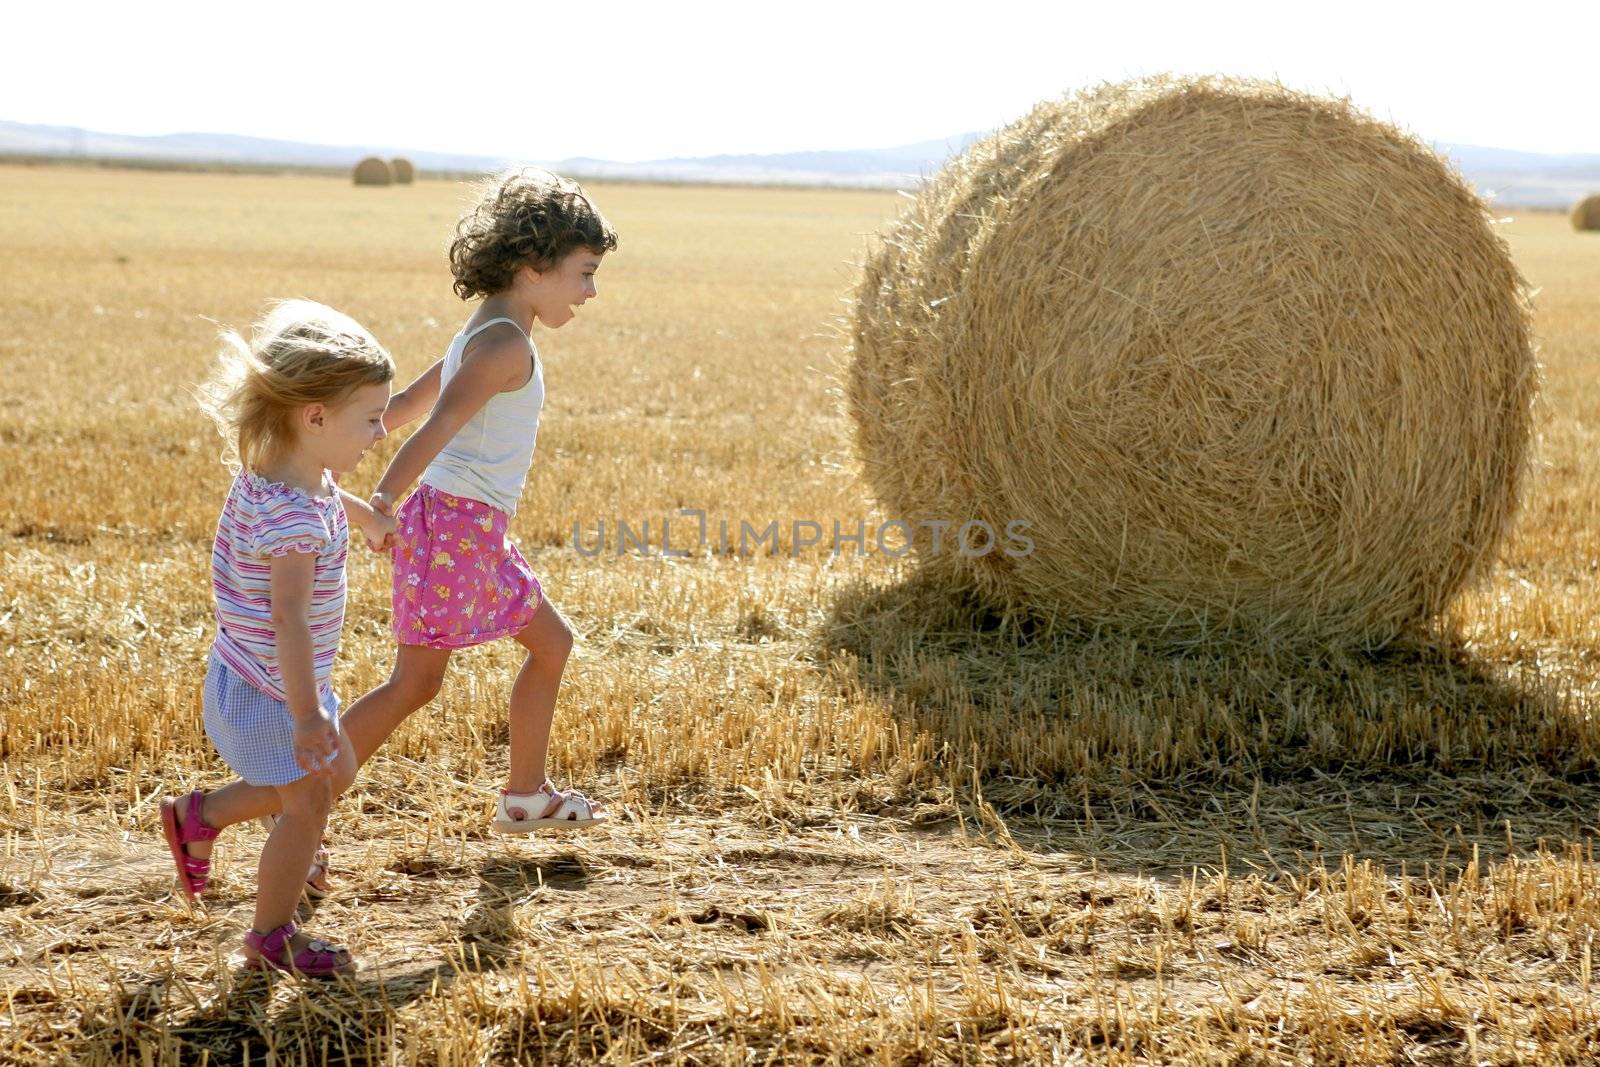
[371,336,528,507]
[268,550,322,722]
[382,359,445,432]
[269,550,339,774]
[336,486,396,549]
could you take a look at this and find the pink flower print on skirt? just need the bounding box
[391,484,542,649]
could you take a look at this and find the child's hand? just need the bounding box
[365,510,398,553]
[291,710,340,777]
[369,491,395,517]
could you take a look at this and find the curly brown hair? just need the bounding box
[448,168,618,300]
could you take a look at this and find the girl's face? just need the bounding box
[306,382,391,473]
[525,249,603,329]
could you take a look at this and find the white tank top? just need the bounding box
[419,317,544,516]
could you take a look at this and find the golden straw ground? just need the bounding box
[1,163,1599,1064]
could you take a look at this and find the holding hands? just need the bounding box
[366,491,397,551]
[336,487,398,552]
[365,509,397,553]
[291,707,340,777]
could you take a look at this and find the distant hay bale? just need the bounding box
[848,76,1536,649]
[390,157,416,184]
[1571,195,1600,231]
[352,157,392,186]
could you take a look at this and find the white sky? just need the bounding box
[5,0,1595,160]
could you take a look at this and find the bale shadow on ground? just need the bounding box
[819,573,1600,873]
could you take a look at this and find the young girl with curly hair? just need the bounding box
[343,168,617,834]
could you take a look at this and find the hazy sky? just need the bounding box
[7,0,1594,160]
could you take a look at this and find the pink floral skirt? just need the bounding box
[391,484,542,649]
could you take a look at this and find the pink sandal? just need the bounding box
[242,921,355,977]
[159,790,220,900]
[492,779,607,834]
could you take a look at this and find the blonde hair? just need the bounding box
[197,300,395,472]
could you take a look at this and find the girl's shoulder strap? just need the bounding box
[459,316,530,349]
[446,316,532,375]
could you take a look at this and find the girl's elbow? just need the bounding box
[268,609,309,631]
[383,396,410,429]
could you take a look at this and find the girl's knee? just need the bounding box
[512,598,572,667]
[330,742,358,797]
[541,607,575,655]
[549,620,574,661]
[394,666,445,707]
[527,623,572,671]
[279,774,334,819]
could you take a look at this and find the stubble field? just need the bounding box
[2,162,1599,1064]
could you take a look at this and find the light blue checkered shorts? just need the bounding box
[202,649,342,787]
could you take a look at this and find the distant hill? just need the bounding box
[1434,144,1600,211]
[1,118,1595,208]
[557,134,985,188]
[0,119,970,188]
[0,120,508,174]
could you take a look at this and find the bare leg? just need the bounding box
[339,644,453,766]
[174,736,357,864]
[251,770,346,960]
[176,646,444,868]
[506,597,575,793]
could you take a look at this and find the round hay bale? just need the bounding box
[390,157,416,184]
[352,157,393,186]
[848,76,1535,649]
[1571,194,1600,231]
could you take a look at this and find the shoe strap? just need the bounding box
[501,782,562,820]
[501,779,556,798]
[247,921,298,956]
[296,940,350,971]
[182,791,220,843]
[538,784,596,820]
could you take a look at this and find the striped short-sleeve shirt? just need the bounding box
[210,469,348,704]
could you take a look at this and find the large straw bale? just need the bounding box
[848,76,1536,649]
[390,157,416,184]
[352,156,393,186]
[1572,195,1600,231]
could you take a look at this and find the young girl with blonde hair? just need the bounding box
[342,168,616,831]
[161,300,395,976]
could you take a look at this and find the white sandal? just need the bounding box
[492,780,608,834]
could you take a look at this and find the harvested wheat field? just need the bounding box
[2,162,1599,1065]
